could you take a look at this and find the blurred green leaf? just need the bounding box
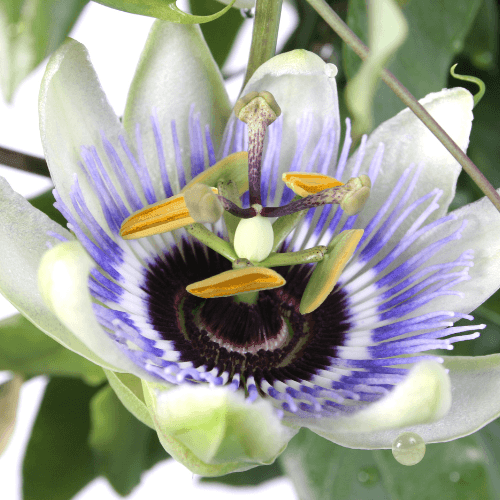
[463,0,498,70]
[201,461,283,486]
[280,428,498,499]
[279,429,388,500]
[0,314,106,385]
[0,0,88,101]
[463,70,500,192]
[190,0,244,68]
[345,0,408,138]
[94,0,235,24]
[28,188,66,227]
[23,378,100,500]
[372,433,495,500]
[89,385,169,496]
[343,0,483,128]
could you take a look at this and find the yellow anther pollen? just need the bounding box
[120,187,218,240]
[186,268,286,298]
[282,172,344,197]
[300,229,364,314]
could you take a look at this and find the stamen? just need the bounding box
[300,229,364,314]
[258,246,327,268]
[120,187,218,239]
[262,176,371,218]
[282,172,343,197]
[186,267,286,298]
[235,91,281,206]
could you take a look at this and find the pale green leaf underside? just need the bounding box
[94,0,235,23]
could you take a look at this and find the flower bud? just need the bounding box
[142,382,297,476]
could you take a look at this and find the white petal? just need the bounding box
[39,38,129,232]
[38,240,157,379]
[312,355,500,449]
[383,188,500,319]
[223,50,341,194]
[123,21,231,196]
[0,177,120,369]
[294,361,450,441]
[349,88,474,237]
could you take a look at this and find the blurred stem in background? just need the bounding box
[242,0,283,89]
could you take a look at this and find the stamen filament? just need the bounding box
[258,246,328,267]
[185,223,237,262]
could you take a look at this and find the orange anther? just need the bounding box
[282,172,344,197]
[186,267,285,298]
[120,188,218,240]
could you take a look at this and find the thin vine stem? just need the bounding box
[306,0,500,213]
[241,0,283,91]
[0,146,50,177]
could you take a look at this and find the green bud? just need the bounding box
[142,382,297,476]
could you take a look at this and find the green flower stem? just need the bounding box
[241,0,283,91]
[305,0,500,214]
[258,246,327,268]
[185,223,237,262]
[0,146,50,177]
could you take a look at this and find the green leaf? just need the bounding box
[343,0,483,128]
[279,429,387,500]
[280,428,498,500]
[28,188,67,227]
[94,0,236,24]
[0,314,106,385]
[345,0,408,138]
[462,0,498,70]
[89,385,169,496]
[23,378,100,500]
[372,433,495,499]
[0,0,88,101]
[190,0,244,68]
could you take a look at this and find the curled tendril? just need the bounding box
[450,64,486,107]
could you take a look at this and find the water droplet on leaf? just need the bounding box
[392,432,426,466]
